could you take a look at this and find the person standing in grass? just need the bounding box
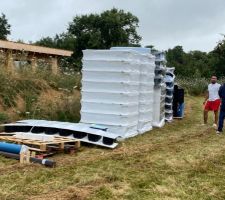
[217,83,225,134]
[203,76,221,128]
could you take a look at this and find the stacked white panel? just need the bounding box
[152,51,167,127]
[152,85,166,127]
[165,68,175,122]
[138,54,155,133]
[81,50,140,138]
[110,47,155,133]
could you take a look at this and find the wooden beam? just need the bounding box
[0,40,73,57]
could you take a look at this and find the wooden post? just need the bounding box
[75,141,81,149]
[31,57,37,72]
[5,50,15,72]
[51,56,58,75]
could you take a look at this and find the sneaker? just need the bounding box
[213,124,217,129]
[216,131,222,134]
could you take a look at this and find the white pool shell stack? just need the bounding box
[81,50,141,138]
[152,51,166,128]
[165,67,175,122]
[138,53,155,134]
[110,47,155,134]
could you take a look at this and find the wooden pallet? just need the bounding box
[0,135,80,152]
[173,117,184,119]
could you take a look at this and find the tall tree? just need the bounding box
[166,46,186,75]
[99,8,141,48]
[166,46,212,77]
[35,9,141,70]
[211,35,225,77]
[35,33,76,51]
[68,8,141,61]
[0,13,11,40]
[35,36,56,48]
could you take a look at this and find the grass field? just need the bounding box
[1,96,225,200]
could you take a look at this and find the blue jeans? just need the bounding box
[218,110,225,132]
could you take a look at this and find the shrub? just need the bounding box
[176,76,225,96]
[176,77,208,96]
[0,112,9,123]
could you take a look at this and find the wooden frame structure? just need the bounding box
[0,134,80,152]
[0,39,73,74]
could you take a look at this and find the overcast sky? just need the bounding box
[1,0,225,52]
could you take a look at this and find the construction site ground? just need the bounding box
[1,96,225,200]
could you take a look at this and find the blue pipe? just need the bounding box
[0,142,22,154]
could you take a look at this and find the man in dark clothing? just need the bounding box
[217,83,225,134]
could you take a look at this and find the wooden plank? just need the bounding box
[0,136,78,145]
[26,151,30,164]
[75,141,81,149]
[59,143,65,150]
[31,151,36,158]
[40,144,47,151]
[20,153,25,164]
[0,39,73,57]
[0,135,80,152]
[173,117,183,119]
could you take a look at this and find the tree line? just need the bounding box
[1,9,225,77]
[166,42,225,78]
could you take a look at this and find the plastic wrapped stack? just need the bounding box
[81,49,155,138]
[164,68,175,121]
[110,47,155,134]
[152,52,166,127]
[138,53,155,133]
[81,50,140,138]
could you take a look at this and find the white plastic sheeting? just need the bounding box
[81,91,139,104]
[110,47,155,133]
[82,81,139,93]
[15,132,55,142]
[138,57,155,133]
[81,112,138,126]
[83,50,140,61]
[81,101,138,115]
[81,49,155,138]
[111,47,151,54]
[3,120,119,148]
[82,60,140,72]
[81,50,140,138]
[82,71,140,82]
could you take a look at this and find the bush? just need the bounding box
[176,77,208,96]
[33,93,81,123]
[0,69,48,108]
[176,76,225,96]
[0,112,9,123]
[0,65,81,123]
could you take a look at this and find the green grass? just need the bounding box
[0,96,225,199]
[0,112,8,123]
[0,68,81,123]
